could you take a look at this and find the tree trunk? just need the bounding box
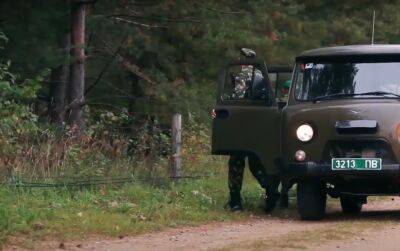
[128,74,141,113]
[49,34,70,125]
[69,0,86,133]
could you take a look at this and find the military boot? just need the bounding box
[279,193,289,208]
[265,191,280,213]
[226,192,243,212]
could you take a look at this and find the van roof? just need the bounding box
[296,44,400,62]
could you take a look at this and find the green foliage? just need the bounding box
[83,0,400,123]
[0,1,69,74]
[2,1,400,123]
[0,40,46,167]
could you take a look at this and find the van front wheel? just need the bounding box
[297,181,326,220]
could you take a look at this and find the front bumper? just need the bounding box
[281,162,400,179]
[281,162,400,195]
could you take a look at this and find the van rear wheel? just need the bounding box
[340,195,364,214]
[297,181,326,220]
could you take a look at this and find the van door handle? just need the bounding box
[215,109,229,119]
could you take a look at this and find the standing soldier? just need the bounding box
[227,154,280,212]
[214,48,280,212]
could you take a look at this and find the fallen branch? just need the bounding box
[94,33,157,86]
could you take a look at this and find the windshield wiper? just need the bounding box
[313,91,400,103]
[356,91,400,98]
[312,93,356,102]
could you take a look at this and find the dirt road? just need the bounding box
[10,197,400,251]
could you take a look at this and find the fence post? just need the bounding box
[171,113,182,180]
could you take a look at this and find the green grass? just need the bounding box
[0,169,266,248]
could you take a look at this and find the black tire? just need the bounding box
[340,195,364,214]
[297,181,326,220]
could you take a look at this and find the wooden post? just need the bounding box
[171,113,182,180]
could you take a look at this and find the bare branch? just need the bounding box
[117,56,157,85]
[206,7,251,15]
[84,36,127,96]
[86,77,132,97]
[93,33,157,86]
[111,17,168,29]
[83,102,125,111]
[108,14,201,23]
[74,0,98,4]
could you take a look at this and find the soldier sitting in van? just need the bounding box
[232,65,266,100]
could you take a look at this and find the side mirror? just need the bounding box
[241,48,256,58]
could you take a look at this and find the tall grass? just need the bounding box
[2,110,218,183]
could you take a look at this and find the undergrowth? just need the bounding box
[0,40,216,182]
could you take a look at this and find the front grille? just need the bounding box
[336,127,377,135]
[322,140,397,164]
[335,120,378,135]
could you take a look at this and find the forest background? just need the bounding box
[2,0,399,179]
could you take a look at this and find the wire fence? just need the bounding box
[3,174,211,188]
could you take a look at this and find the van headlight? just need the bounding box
[296,124,314,142]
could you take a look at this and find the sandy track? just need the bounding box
[314,225,400,251]
[7,197,400,251]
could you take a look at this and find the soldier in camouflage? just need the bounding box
[209,49,280,212]
[227,154,280,212]
[232,65,253,99]
[225,53,280,212]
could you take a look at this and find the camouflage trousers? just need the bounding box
[228,154,279,196]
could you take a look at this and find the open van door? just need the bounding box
[211,60,290,174]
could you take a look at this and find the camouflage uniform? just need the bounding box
[232,66,252,99]
[228,154,280,211]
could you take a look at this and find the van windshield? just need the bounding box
[294,62,400,101]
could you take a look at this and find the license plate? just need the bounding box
[332,158,382,170]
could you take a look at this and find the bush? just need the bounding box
[0,34,45,179]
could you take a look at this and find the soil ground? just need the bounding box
[6,197,400,251]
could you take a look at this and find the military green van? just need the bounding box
[212,45,400,220]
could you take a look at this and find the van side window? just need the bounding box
[223,65,268,101]
[269,72,292,103]
[294,68,305,100]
